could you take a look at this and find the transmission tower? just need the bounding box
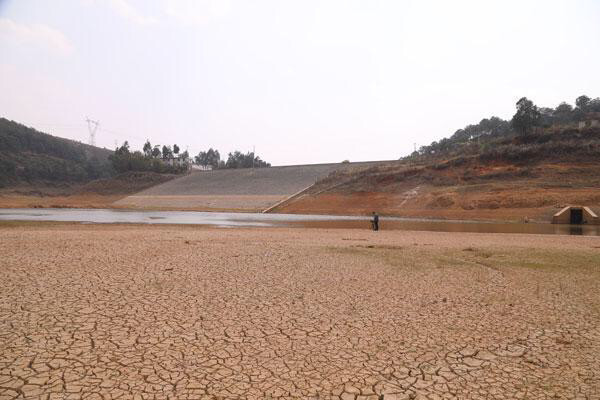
[85,117,100,146]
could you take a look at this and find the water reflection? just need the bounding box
[569,226,584,235]
[0,208,599,236]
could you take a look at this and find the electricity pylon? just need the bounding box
[86,117,100,146]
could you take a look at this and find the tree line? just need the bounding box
[109,141,190,174]
[194,148,270,169]
[141,141,190,161]
[0,115,273,187]
[512,95,600,135]
[110,140,271,174]
[411,94,600,158]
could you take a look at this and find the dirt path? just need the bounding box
[398,186,420,208]
[1,225,599,399]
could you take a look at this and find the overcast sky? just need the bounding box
[1,0,599,165]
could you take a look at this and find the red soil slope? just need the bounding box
[274,161,600,222]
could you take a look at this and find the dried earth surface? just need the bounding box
[1,224,600,399]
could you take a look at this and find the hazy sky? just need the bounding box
[1,0,599,165]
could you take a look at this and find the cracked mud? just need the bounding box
[1,225,599,399]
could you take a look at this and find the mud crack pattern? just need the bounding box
[1,225,599,399]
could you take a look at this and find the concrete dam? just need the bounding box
[114,161,384,212]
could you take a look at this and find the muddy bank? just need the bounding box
[272,186,600,223]
[2,208,600,235]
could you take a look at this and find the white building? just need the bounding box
[162,156,190,169]
[578,113,600,130]
[578,119,600,129]
[191,164,213,171]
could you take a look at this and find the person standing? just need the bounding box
[371,212,379,231]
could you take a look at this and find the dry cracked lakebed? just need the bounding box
[1,223,599,399]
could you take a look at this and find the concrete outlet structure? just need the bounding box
[552,205,599,225]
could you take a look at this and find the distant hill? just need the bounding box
[308,125,600,191]
[273,125,600,221]
[272,95,600,221]
[0,118,114,187]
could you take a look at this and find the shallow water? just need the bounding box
[0,208,599,236]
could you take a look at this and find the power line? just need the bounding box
[31,122,86,128]
[29,119,155,146]
[99,127,147,142]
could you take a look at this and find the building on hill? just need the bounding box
[578,113,600,130]
[191,164,212,171]
[162,155,191,170]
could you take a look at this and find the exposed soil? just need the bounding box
[1,224,599,398]
[273,128,600,221]
[1,156,599,223]
[77,171,178,195]
[0,171,178,210]
[274,162,600,222]
[0,192,123,209]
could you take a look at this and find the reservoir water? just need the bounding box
[1,208,599,236]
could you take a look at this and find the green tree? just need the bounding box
[151,145,161,158]
[173,144,180,155]
[194,151,206,166]
[553,102,574,124]
[109,141,132,173]
[207,148,220,168]
[195,148,221,168]
[590,98,600,112]
[143,140,152,157]
[576,95,591,111]
[225,150,270,168]
[511,97,540,135]
[162,145,172,159]
[116,141,130,156]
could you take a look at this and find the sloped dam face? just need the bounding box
[1,208,599,235]
[113,162,383,212]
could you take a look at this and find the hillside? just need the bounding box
[3,94,599,219]
[0,118,113,187]
[272,126,600,222]
[0,119,183,209]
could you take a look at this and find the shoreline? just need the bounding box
[3,210,599,237]
[0,198,554,224]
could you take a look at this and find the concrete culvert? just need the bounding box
[552,206,599,225]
